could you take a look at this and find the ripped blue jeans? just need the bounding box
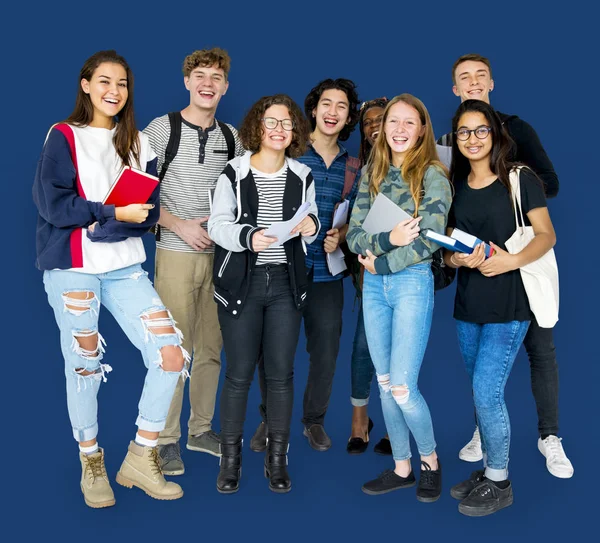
[43,264,189,443]
[362,263,436,461]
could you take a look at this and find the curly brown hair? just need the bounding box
[239,94,310,158]
[182,48,231,79]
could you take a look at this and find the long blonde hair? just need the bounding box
[367,94,447,215]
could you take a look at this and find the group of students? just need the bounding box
[32,47,573,518]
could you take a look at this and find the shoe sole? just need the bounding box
[361,481,416,495]
[537,442,574,479]
[162,467,185,476]
[249,442,267,453]
[373,449,393,456]
[115,472,184,500]
[216,485,239,494]
[302,428,331,451]
[416,494,441,503]
[458,451,483,462]
[81,485,116,508]
[186,443,221,457]
[458,496,513,517]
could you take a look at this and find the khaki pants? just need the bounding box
[154,249,222,444]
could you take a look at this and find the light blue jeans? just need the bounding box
[362,262,436,461]
[43,264,189,443]
[456,320,530,481]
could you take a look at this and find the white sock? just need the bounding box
[79,443,99,455]
[135,433,158,448]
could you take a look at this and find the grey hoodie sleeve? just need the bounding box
[207,168,254,253]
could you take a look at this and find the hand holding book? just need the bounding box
[115,203,155,224]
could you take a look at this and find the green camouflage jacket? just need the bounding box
[347,164,452,275]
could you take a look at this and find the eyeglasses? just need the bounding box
[455,126,492,141]
[262,117,295,131]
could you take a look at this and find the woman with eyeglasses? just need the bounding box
[444,100,556,517]
[346,97,394,456]
[208,94,319,494]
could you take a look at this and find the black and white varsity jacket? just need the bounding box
[207,151,320,318]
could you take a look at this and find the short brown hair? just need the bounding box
[452,53,492,84]
[182,48,231,79]
[239,94,310,159]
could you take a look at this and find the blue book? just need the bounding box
[425,229,494,258]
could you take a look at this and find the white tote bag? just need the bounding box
[504,168,559,328]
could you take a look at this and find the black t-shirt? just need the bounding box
[447,168,547,324]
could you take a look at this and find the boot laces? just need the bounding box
[149,447,164,476]
[85,454,107,482]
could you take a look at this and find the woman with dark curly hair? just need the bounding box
[208,94,320,494]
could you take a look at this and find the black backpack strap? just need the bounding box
[218,120,235,161]
[159,111,182,181]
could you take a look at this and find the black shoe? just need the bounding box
[216,442,242,494]
[373,437,393,456]
[346,419,374,455]
[250,421,268,452]
[416,460,442,503]
[264,436,291,493]
[303,424,331,451]
[450,469,485,500]
[362,469,416,495]
[458,480,513,517]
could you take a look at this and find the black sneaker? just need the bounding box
[450,469,485,500]
[373,437,393,456]
[362,469,416,495]
[416,460,442,503]
[458,480,513,517]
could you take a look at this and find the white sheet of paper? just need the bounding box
[326,199,350,275]
[332,199,349,229]
[263,201,311,248]
[327,248,347,275]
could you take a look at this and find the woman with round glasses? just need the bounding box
[444,99,556,517]
[208,94,319,494]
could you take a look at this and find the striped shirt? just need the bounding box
[298,144,359,282]
[252,165,288,265]
[143,114,245,253]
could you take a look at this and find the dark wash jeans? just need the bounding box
[258,275,344,427]
[524,318,560,436]
[219,264,302,445]
[350,303,375,406]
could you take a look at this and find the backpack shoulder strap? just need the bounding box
[342,156,361,200]
[159,111,182,181]
[218,120,235,161]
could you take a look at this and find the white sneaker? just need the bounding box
[459,427,483,462]
[538,436,574,479]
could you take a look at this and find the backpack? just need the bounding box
[154,111,236,240]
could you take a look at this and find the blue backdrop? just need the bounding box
[6,1,596,540]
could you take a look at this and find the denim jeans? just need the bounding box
[523,319,560,436]
[257,276,344,427]
[219,265,302,444]
[43,264,188,443]
[456,319,530,481]
[362,263,436,461]
[350,304,375,406]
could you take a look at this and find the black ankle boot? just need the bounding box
[264,436,291,493]
[217,441,242,494]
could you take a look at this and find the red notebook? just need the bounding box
[103,166,159,206]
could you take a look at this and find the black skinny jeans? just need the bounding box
[258,276,344,427]
[524,318,560,436]
[219,264,302,445]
